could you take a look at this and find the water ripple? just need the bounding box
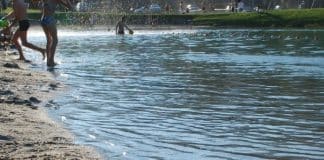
[38,29,324,160]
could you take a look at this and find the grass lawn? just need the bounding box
[193,8,324,27]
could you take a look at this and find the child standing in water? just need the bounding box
[41,0,74,67]
[3,0,46,62]
[116,16,133,35]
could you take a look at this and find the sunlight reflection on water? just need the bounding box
[27,28,324,160]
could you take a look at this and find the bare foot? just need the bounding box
[47,61,58,67]
[17,57,25,61]
[41,49,46,60]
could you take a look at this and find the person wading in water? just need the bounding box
[41,0,74,67]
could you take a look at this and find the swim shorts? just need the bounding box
[41,16,56,26]
[117,30,125,35]
[18,20,30,31]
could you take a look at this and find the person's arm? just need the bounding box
[115,22,119,34]
[124,24,131,31]
[123,21,132,31]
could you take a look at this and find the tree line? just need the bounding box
[22,0,324,13]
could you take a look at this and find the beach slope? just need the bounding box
[0,52,101,159]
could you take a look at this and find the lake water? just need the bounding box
[28,28,324,160]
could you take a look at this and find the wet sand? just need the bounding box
[0,52,101,159]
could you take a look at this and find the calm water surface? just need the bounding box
[29,28,324,160]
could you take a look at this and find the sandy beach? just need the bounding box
[0,51,101,159]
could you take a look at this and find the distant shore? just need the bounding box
[1,8,323,28]
[0,52,101,159]
[34,8,324,28]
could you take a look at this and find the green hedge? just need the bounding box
[17,12,194,25]
[52,13,195,25]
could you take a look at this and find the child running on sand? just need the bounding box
[41,0,74,67]
[3,0,46,62]
[116,16,133,35]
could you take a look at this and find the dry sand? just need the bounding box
[0,52,101,159]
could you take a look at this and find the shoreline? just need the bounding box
[45,25,324,32]
[0,52,101,159]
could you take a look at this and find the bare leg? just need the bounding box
[42,25,51,60]
[42,24,58,67]
[49,28,58,66]
[20,30,46,60]
[11,30,26,61]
